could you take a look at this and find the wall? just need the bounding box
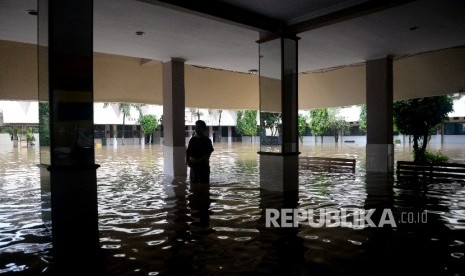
[94,53,162,104]
[299,64,366,108]
[185,66,258,109]
[1,40,464,110]
[394,47,465,100]
[0,41,38,100]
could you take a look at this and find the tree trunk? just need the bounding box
[413,134,420,162]
[218,112,222,142]
[420,132,429,162]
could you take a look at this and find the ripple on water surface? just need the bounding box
[1,143,465,275]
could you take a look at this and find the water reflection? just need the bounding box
[0,143,464,275]
[257,189,306,275]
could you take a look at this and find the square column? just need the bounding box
[228,126,232,144]
[38,0,100,272]
[366,57,394,173]
[258,36,299,192]
[163,58,187,178]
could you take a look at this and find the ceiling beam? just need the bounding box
[288,0,416,34]
[137,0,283,33]
[139,0,416,42]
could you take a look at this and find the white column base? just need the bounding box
[260,154,298,192]
[366,144,394,173]
[164,145,187,178]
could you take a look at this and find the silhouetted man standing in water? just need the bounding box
[186,120,214,184]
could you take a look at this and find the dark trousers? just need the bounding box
[189,165,210,184]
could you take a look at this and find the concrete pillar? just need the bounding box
[105,124,110,138]
[38,0,100,273]
[12,125,18,148]
[258,36,299,192]
[113,124,118,146]
[228,126,232,144]
[163,58,187,178]
[366,57,394,173]
[209,125,214,141]
[187,125,193,144]
[132,124,137,143]
[218,126,222,142]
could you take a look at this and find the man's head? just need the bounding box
[195,120,207,136]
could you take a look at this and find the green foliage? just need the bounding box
[261,112,281,136]
[309,108,329,137]
[327,108,350,143]
[103,103,143,122]
[139,114,158,134]
[25,127,35,145]
[6,127,18,141]
[39,102,50,146]
[328,117,350,138]
[236,111,244,135]
[424,150,449,164]
[236,110,257,137]
[393,95,453,162]
[298,114,307,140]
[359,104,367,134]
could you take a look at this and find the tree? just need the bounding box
[208,109,223,142]
[260,112,281,136]
[393,95,453,162]
[236,110,257,142]
[326,108,350,144]
[104,103,143,145]
[359,104,367,134]
[139,114,158,144]
[38,102,50,146]
[309,108,329,143]
[217,110,223,142]
[190,108,203,121]
[298,113,307,142]
[25,127,36,147]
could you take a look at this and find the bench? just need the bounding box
[299,156,356,173]
[396,161,465,185]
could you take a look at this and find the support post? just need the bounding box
[38,0,100,272]
[258,36,299,192]
[228,126,232,144]
[163,58,187,178]
[366,57,394,173]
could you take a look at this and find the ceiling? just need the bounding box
[1,0,465,73]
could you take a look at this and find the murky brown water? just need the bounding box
[1,142,464,275]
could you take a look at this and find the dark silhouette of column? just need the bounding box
[256,189,306,275]
[38,0,100,273]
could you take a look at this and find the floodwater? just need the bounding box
[1,142,465,275]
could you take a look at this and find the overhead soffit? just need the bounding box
[0,0,465,74]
